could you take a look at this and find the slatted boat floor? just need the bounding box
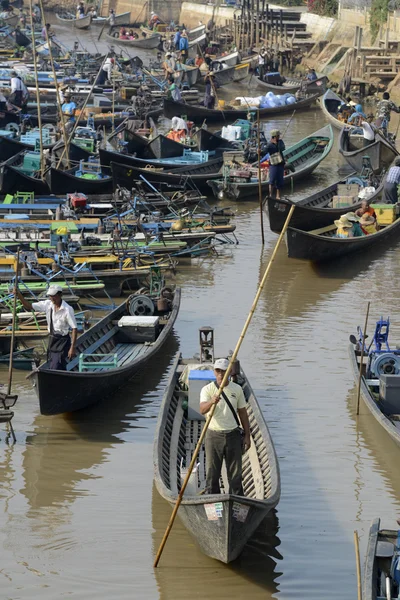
[69,341,150,372]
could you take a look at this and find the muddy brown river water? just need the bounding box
[0,19,400,599]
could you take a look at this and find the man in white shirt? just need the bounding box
[200,358,251,495]
[17,284,77,370]
[361,120,375,147]
[9,70,29,108]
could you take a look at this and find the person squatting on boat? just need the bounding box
[17,285,77,370]
[265,129,286,200]
[200,358,251,495]
[334,211,377,238]
[383,157,400,204]
[375,92,400,137]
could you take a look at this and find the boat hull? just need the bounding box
[257,75,328,95]
[339,128,398,173]
[32,290,181,415]
[106,32,161,48]
[46,167,113,195]
[286,215,400,261]
[163,94,320,124]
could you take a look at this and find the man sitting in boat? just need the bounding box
[337,97,355,122]
[76,1,85,18]
[360,214,378,234]
[347,103,366,126]
[148,11,161,29]
[167,115,187,141]
[355,199,377,221]
[306,68,317,82]
[334,213,364,238]
[17,285,77,371]
[382,157,400,204]
[166,77,182,102]
[200,358,251,495]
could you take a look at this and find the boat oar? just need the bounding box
[356,301,370,415]
[354,530,362,600]
[281,109,296,138]
[8,246,20,396]
[153,203,295,568]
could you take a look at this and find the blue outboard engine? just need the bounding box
[367,318,400,379]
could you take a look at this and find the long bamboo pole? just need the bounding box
[257,110,265,245]
[38,0,71,168]
[8,247,21,396]
[356,301,370,415]
[354,530,362,600]
[29,0,44,178]
[154,203,295,568]
[56,56,108,169]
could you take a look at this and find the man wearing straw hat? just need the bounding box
[200,358,251,495]
[17,285,77,370]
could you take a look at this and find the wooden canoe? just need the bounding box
[31,289,181,415]
[56,12,92,29]
[153,352,280,563]
[0,151,50,195]
[363,518,400,600]
[208,124,333,201]
[110,158,223,194]
[91,11,130,26]
[46,167,113,195]
[266,176,384,233]
[339,127,398,173]
[106,32,161,48]
[163,93,320,124]
[257,74,328,95]
[285,187,400,261]
[349,338,400,447]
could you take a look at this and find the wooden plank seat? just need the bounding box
[78,343,150,372]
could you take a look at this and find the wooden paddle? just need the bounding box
[354,530,362,600]
[153,203,295,567]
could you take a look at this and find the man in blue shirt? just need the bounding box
[174,28,181,51]
[61,92,76,134]
[179,30,189,64]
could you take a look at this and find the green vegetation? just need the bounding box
[307,0,338,17]
[370,0,389,42]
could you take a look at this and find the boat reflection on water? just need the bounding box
[152,486,282,599]
[20,335,179,522]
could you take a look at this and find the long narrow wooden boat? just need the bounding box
[339,127,398,173]
[0,152,50,195]
[106,32,162,48]
[91,11,130,26]
[208,124,333,201]
[196,127,238,152]
[257,74,328,95]
[46,167,113,195]
[319,89,355,131]
[285,189,400,261]
[363,518,400,600]
[349,317,400,447]
[163,93,320,124]
[31,288,181,415]
[111,158,223,194]
[187,24,206,41]
[266,175,384,233]
[153,349,280,563]
[100,147,214,170]
[147,134,193,159]
[56,12,92,29]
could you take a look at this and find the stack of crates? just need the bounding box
[371,204,398,225]
[331,184,360,209]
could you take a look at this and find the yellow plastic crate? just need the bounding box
[371,204,397,225]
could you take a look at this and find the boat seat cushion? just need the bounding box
[376,541,394,558]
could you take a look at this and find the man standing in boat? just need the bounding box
[265,129,286,200]
[16,285,77,370]
[200,358,251,495]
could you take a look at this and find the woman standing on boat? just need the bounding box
[265,129,286,200]
[17,285,77,370]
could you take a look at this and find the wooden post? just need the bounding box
[29,0,44,179]
[354,25,359,48]
[256,0,260,46]
[354,531,362,600]
[250,0,254,48]
[8,247,20,396]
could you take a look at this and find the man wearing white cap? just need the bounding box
[17,285,77,370]
[200,358,251,495]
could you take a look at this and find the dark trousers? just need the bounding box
[205,428,243,495]
[48,335,71,370]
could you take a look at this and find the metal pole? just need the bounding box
[153,204,295,568]
[356,301,370,415]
